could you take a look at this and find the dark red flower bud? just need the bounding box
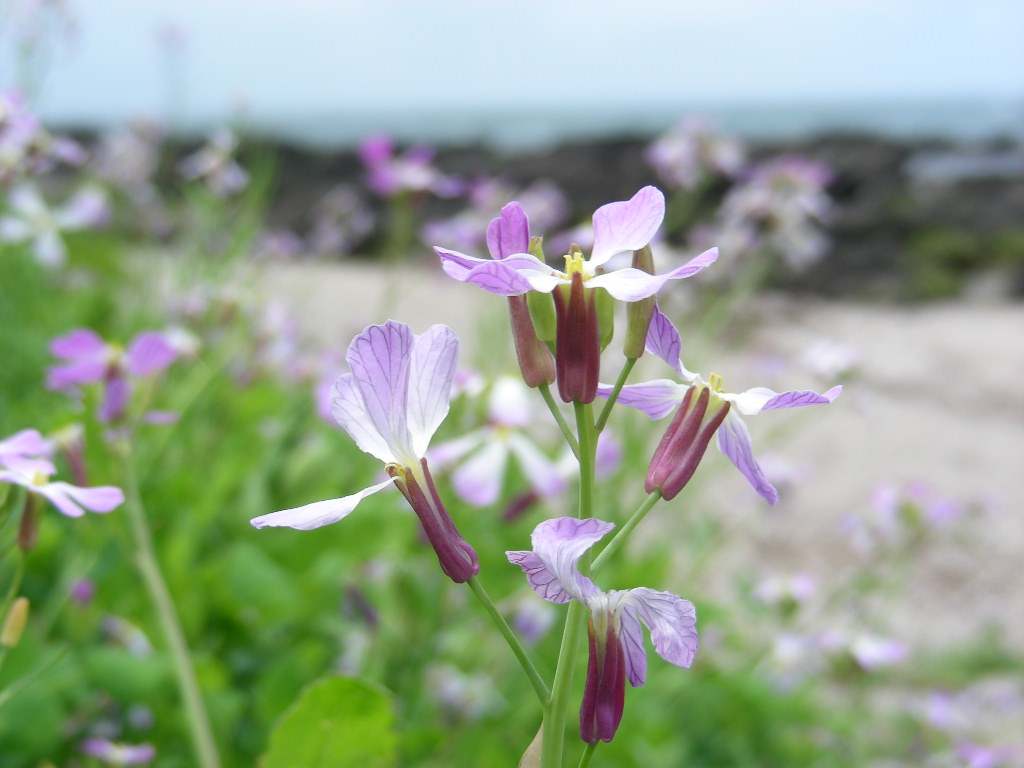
[553,271,600,404]
[502,490,540,522]
[507,295,555,388]
[389,459,479,583]
[580,619,626,744]
[645,386,731,501]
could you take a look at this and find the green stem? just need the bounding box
[591,491,661,573]
[539,384,579,458]
[123,456,220,768]
[577,742,598,768]
[595,358,636,434]
[541,403,596,768]
[466,576,549,706]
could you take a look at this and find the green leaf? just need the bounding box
[262,676,396,768]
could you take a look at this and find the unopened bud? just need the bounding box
[579,617,625,744]
[1,597,29,648]
[389,460,479,583]
[645,386,730,500]
[508,296,555,388]
[623,246,656,359]
[552,273,600,404]
[595,288,615,351]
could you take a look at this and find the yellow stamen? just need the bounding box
[563,250,585,277]
[708,372,724,393]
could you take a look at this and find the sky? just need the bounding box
[2,0,1022,144]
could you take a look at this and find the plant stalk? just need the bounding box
[595,358,636,433]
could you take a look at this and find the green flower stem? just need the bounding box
[466,576,550,706]
[122,455,220,768]
[541,402,597,768]
[594,358,636,434]
[591,491,661,573]
[577,742,598,768]
[539,384,580,458]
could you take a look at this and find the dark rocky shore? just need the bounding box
[208,133,1024,300]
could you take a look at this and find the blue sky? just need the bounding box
[2,0,1022,141]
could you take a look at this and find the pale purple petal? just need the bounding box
[345,321,415,463]
[34,230,66,267]
[50,328,106,360]
[725,384,842,416]
[453,440,508,506]
[428,430,485,471]
[587,248,718,301]
[47,482,124,513]
[716,412,778,504]
[594,432,622,477]
[55,187,108,229]
[506,517,613,603]
[331,373,397,464]
[617,598,648,686]
[597,379,687,420]
[507,433,568,498]
[761,385,843,411]
[644,304,684,374]
[46,358,107,390]
[143,410,179,425]
[589,186,665,268]
[406,324,458,457]
[436,247,534,296]
[250,478,394,531]
[486,202,529,260]
[487,377,532,428]
[623,587,699,672]
[126,332,178,377]
[80,738,156,765]
[37,481,124,517]
[1,456,56,476]
[0,429,53,459]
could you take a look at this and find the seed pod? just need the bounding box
[623,245,656,359]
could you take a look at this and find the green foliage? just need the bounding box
[261,677,397,768]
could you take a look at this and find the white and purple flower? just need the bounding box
[435,186,717,303]
[1,183,107,267]
[47,328,180,423]
[430,377,566,507]
[80,738,155,766]
[179,129,248,197]
[601,305,841,504]
[359,135,461,199]
[251,321,479,582]
[645,117,745,190]
[507,517,698,743]
[0,428,123,518]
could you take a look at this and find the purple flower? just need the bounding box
[359,135,461,199]
[754,573,816,610]
[179,129,248,196]
[645,117,745,190]
[71,578,95,605]
[253,229,304,261]
[435,186,717,302]
[80,738,155,765]
[0,429,123,518]
[251,321,479,583]
[429,377,566,507]
[600,305,841,504]
[47,328,179,423]
[1,90,84,182]
[309,184,374,256]
[1,183,107,267]
[507,517,698,743]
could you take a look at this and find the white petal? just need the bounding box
[250,478,395,531]
[406,324,459,457]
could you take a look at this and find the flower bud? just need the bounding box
[553,270,600,404]
[595,288,615,351]
[1,597,29,648]
[623,246,656,359]
[389,460,479,583]
[507,295,555,388]
[580,617,626,744]
[645,386,731,500]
